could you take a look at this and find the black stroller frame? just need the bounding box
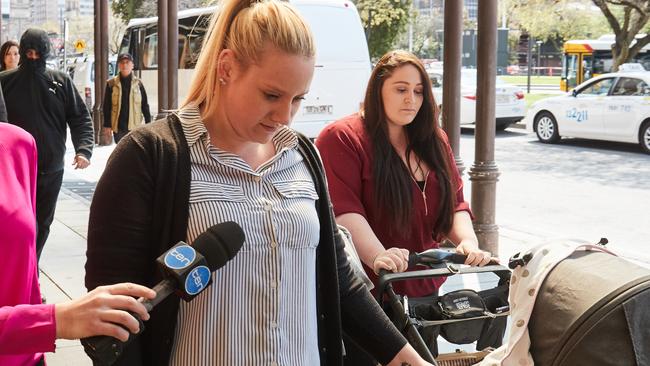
[375,250,511,365]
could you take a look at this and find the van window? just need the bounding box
[295,5,368,63]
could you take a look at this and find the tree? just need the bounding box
[112,0,208,22]
[506,0,610,42]
[354,0,412,60]
[592,0,650,70]
[109,13,127,55]
[111,0,143,22]
[394,10,442,60]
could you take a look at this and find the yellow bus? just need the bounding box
[561,35,650,91]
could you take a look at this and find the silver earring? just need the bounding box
[219,78,226,85]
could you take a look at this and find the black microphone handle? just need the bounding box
[80,280,175,365]
[139,279,176,311]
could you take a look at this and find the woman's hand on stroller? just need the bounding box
[455,239,497,267]
[372,247,410,274]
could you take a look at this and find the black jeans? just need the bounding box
[35,169,64,261]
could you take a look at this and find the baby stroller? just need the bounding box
[376,249,511,365]
[479,239,650,366]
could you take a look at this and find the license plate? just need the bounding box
[304,105,333,115]
[496,95,511,104]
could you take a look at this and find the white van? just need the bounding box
[119,0,371,138]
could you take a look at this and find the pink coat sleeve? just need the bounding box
[0,304,56,354]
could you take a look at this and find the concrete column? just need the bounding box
[156,0,169,118]
[167,0,178,110]
[442,0,464,174]
[468,0,500,254]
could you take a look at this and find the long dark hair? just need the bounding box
[362,50,456,237]
[0,40,19,71]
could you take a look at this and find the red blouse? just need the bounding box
[316,114,472,297]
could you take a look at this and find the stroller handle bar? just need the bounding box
[408,248,500,268]
[409,248,467,267]
[376,249,511,303]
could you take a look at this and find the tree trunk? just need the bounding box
[613,40,631,71]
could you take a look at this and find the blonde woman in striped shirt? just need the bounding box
[85,0,433,365]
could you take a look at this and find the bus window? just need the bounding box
[592,50,613,74]
[582,54,594,81]
[119,31,131,56]
[565,53,579,89]
[143,31,158,69]
[179,14,209,69]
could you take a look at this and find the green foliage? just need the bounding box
[111,0,144,22]
[507,0,610,42]
[591,0,650,70]
[394,10,442,59]
[354,0,412,60]
[111,0,208,23]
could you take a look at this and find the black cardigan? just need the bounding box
[85,115,407,365]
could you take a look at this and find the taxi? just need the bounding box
[525,70,650,154]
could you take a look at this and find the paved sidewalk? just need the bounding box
[39,141,550,365]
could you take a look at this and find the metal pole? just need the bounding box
[526,37,532,94]
[442,0,464,174]
[100,0,109,104]
[93,0,103,144]
[156,0,169,119]
[537,40,542,76]
[468,0,500,255]
[62,19,67,72]
[168,0,178,110]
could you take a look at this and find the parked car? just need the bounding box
[428,68,526,130]
[524,71,650,154]
[70,56,117,111]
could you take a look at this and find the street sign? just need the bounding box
[74,39,86,53]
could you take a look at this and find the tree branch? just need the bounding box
[608,0,645,14]
[593,0,623,34]
[629,33,650,56]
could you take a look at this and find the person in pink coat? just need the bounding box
[0,122,155,365]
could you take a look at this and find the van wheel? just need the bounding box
[534,112,560,143]
[640,122,650,154]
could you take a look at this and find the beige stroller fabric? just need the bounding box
[476,240,615,366]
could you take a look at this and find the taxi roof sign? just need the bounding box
[618,63,646,72]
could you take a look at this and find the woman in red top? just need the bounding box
[316,51,494,298]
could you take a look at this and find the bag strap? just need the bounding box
[296,133,322,196]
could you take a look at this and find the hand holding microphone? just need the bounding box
[81,221,245,365]
[55,283,156,342]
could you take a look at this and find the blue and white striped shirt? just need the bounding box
[169,107,321,366]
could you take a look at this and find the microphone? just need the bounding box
[81,221,245,365]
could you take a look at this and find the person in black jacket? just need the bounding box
[0,28,94,262]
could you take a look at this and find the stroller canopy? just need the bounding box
[529,250,650,366]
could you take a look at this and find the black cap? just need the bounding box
[117,53,133,62]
